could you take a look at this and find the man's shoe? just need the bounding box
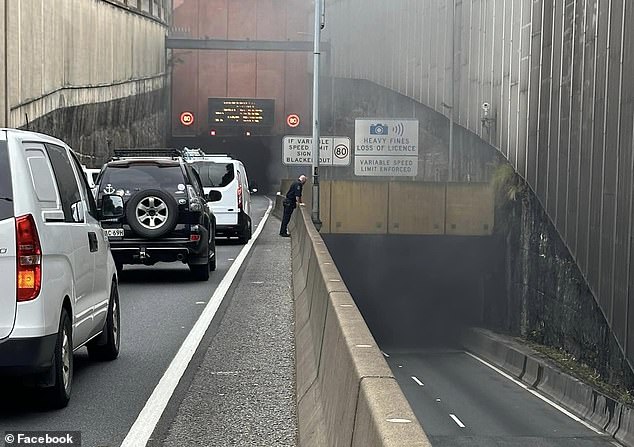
[280,233,290,237]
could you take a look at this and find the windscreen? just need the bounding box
[0,141,13,221]
[191,161,235,188]
[99,164,185,193]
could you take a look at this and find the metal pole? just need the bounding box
[448,0,454,182]
[311,0,323,229]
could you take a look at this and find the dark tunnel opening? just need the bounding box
[169,135,280,193]
[323,234,507,351]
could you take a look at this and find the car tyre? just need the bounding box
[209,233,217,272]
[47,309,73,409]
[126,189,179,239]
[190,262,210,281]
[88,281,121,361]
[238,217,252,244]
[190,240,211,281]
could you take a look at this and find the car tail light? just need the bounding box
[187,185,202,212]
[16,214,42,302]
[237,172,243,211]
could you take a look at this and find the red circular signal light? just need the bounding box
[180,111,195,126]
[286,114,300,128]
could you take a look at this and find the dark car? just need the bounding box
[95,149,220,280]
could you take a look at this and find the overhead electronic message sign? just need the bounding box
[208,98,275,127]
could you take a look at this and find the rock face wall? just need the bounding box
[493,185,634,390]
[0,0,170,164]
[27,87,168,168]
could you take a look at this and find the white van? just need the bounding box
[183,150,253,244]
[0,129,123,408]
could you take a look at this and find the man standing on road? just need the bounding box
[280,174,307,237]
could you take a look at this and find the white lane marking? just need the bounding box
[228,258,235,261]
[195,301,206,305]
[251,281,264,284]
[382,351,390,358]
[121,199,273,447]
[386,418,412,424]
[355,344,373,348]
[340,304,353,308]
[465,352,604,435]
[411,376,424,387]
[450,414,466,428]
[398,365,403,368]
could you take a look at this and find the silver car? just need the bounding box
[0,129,123,408]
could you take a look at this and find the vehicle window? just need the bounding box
[185,164,204,194]
[45,143,83,223]
[24,145,59,206]
[99,164,185,193]
[69,151,98,218]
[0,141,13,221]
[191,162,235,188]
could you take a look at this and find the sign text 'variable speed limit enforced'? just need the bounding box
[354,119,419,176]
[282,136,351,166]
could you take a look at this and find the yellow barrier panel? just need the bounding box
[388,182,446,235]
[330,181,389,234]
[446,183,494,236]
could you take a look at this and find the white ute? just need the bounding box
[0,129,124,408]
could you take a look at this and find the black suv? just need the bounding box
[95,149,220,280]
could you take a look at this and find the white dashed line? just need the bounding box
[386,418,412,424]
[450,414,466,428]
[195,301,206,305]
[411,376,424,386]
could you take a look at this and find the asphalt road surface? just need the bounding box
[386,349,618,447]
[0,197,271,447]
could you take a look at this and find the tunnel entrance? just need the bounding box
[169,135,281,193]
[323,234,506,351]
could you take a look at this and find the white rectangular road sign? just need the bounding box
[282,136,351,166]
[355,156,418,176]
[354,118,419,176]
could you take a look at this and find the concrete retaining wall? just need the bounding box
[290,206,430,446]
[2,0,168,145]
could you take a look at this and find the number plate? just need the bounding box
[104,228,124,239]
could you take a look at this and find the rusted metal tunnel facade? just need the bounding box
[324,0,634,370]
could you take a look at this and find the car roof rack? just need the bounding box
[181,147,234,160]
[111,148,182,160]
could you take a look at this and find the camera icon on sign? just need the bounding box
[369,124,388,135]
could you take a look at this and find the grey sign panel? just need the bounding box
[354,119,419,177]
[282,136,351,166]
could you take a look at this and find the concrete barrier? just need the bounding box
[291,206,431,447]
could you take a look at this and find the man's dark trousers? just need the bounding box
[280,203,295,235]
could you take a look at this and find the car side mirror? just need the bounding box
[70,201,85,223]
[207,190,222,202]
[100,195,124,219]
